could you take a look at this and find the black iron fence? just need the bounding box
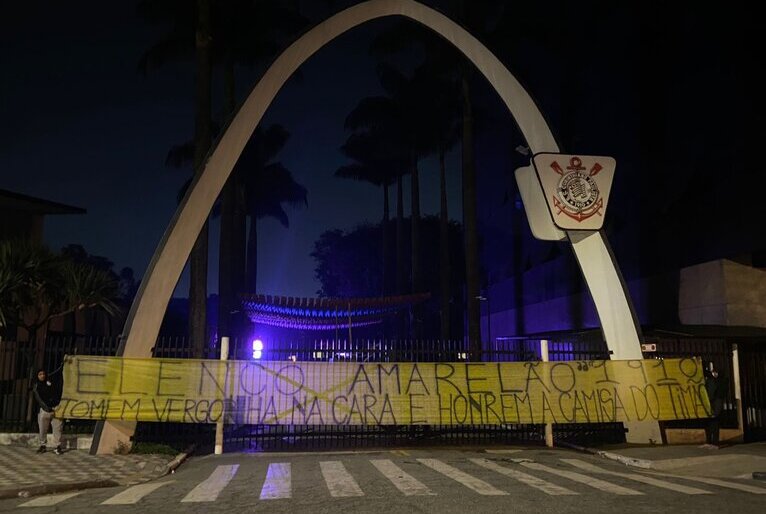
[0,336,120,434]
[740,341,766,441]
[6,332,763,449]
[645,336,738,433]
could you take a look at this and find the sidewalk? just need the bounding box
[0,445,175,499]
[576,442,766,479]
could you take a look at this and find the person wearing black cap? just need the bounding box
[32,368,63,454]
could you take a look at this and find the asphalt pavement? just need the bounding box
[1,446,765,513]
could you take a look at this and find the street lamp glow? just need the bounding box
[252,339,264,359]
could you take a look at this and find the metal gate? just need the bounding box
[739,342,766,441]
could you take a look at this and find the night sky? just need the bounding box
[3,1,764,303]
[2,1,466,299]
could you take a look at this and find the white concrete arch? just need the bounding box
[120,0,565,358]
[95,0,646,452]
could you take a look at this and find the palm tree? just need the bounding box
[166,124,307,330]
[215,1,306,340]
[409,63,461,341]
[345,63,442,337]
[238,125,308,294]
[344,80,408,337]
[346,58,461,339]
[0,240,119,425]
[0,239,119,346]
[139,0,307,345]
[369,3,502,355]
[138,0,212,356]
[336,130,404,297]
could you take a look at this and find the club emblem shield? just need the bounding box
[532,154,615,230]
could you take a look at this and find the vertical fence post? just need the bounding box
[215,336,229,455]
[732,343,744,433]
[540,339,553,448]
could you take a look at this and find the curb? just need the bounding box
[0,479,119,500]
[557,442,654,470]
[161,444,196,476]
[0,446,193,500]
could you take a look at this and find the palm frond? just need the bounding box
[59,261,120,319]
[344,97,395,131]
[137,34,194,75]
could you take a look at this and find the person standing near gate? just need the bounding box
[32,368,63,455]
[703,362,728,449]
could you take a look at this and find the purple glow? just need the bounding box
[241,293,430,331]
[252,339,264,359]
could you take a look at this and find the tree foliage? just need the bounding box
[311,216,466,338]
[0,241,120,339]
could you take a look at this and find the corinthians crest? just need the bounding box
[531,153,616,231]
[552,156,603,222]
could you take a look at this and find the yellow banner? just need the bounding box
[57,356,711,425]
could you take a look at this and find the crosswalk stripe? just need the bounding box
[260,463,291,500]
[470,458,578,496]
[181,464,239,502]
[19,492,82,507]
[520,461,643,495]
[648,471,766,494]
[371,459,435,496]
[101,481,175,505]
[417,458,508,496]
[561,459,711,495]
[320,461,364,497]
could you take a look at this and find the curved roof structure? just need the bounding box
[241,293,430,330]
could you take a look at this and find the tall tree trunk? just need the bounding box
[246,218,258,295]
[395,173,405,339]
[189,0,212,358]
[381,183,390,295]
[461,73,481,360]
[439,147,451,341]
[410,157,421,339]
[381,184,390,339]
[218,55,236,341]
[231,170,247,334]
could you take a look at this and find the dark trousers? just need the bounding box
[705,416,720,445]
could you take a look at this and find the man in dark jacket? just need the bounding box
[32,368,63,454]
[703,363,728,448]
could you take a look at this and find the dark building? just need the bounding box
[0,189,85,243]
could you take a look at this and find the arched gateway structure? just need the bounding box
[94,0,650,453]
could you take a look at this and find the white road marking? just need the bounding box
[417,458,507,496]
[320,461,364,497]
[101,481,175,505]
[19,492,82,507]
[483,449,523,455]
[520,461,643,495]
[181,464,239,502]
[561,459,711,495]
[471,458,577,495]
[260,463,291,500]
[370,459,435,496]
